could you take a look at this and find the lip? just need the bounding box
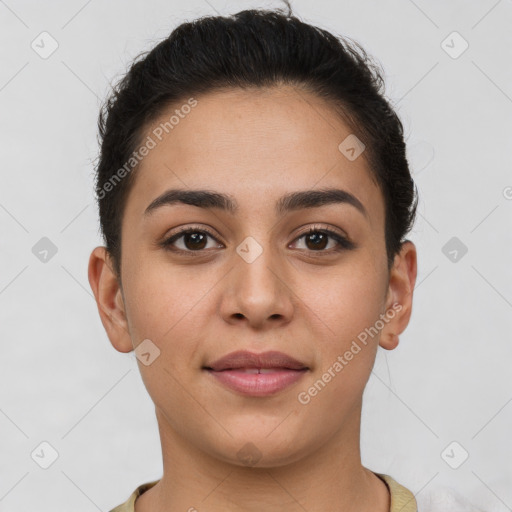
[203,350,309,397]
[205,350,308,372]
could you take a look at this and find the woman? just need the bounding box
[88,3,419,511]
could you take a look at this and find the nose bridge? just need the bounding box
[222,233,293,326]
[236,233,281,297]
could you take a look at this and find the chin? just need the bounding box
[208,431,311,469]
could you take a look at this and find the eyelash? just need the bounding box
[160,224,355,256]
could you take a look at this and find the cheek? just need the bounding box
[121,260,212,411]
[123,255,215,342]
[296,261,385,350]
[121,257,223,403]
[294,271,382,423]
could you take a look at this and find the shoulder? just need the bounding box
[108,480,160,512]
[375,472,418,512]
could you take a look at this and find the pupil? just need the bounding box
[186,233,206,250]
[307,233,327,250]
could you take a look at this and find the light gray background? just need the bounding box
[1,0,511,510]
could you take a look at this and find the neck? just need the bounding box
[135,404,390,512]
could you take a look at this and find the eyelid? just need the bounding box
[294,223,348,240]
[167,224,220,240]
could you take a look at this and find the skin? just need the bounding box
[88,85,417,512]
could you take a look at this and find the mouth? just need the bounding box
[203,350,309,397]
[204,350,308,372]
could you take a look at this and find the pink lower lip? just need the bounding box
[206,368,308,397]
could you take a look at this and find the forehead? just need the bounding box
[123,85,384,228]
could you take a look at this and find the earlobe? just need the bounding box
[379,241,418,351]
[379,332,399,351]
[87,246,134,353]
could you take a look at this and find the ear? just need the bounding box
[88,246,134,353]
[379,241,418,351]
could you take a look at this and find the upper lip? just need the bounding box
[204,350,308,371]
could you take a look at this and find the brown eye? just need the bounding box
[292,227,355,253]
[304,231,329,250]
[181,232,208,250]
[161,227,222,253]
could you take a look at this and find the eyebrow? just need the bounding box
[144,187,368,219]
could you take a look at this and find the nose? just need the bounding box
[219,243,295,330]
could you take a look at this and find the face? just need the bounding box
[89,85,417,468]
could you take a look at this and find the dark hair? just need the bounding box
[94,3,418,281]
